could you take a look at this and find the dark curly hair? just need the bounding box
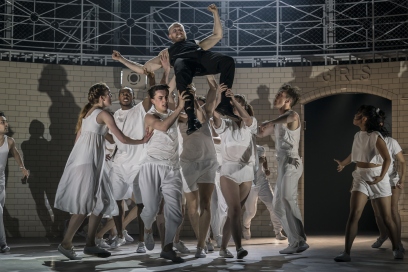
[147,84,170,99]
[357,105,389,137]
[0,111,5,118]
[279,84,301,107]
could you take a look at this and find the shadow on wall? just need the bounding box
[21,64,81,237]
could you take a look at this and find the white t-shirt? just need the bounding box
[385,137,402,178]
[112,102,146,165]
[214,117,257,165]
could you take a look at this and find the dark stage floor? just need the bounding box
[0,235,407,271]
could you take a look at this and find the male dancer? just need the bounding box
[143,4,238,135]
[0,112,30,253]
[258,84,308,254]
[108,86,152,251]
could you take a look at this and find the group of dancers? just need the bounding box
[0,3,405,264]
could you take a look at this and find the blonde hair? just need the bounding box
[75,82,109,133]
[168,22,186,33]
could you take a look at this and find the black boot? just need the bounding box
[215,92,240,121]
[186,118,202,135]
[182,88,202,135]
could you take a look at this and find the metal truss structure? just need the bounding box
[0,0,407,66]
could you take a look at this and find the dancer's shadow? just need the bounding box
[36,64,81,237]
[251,84,276,149]
[21,120,54,237]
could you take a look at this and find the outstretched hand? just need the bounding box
[334,159,345,172]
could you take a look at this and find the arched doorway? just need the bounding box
[303,93,392,234]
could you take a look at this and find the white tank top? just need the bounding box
[274,111,301,157]
[0,135,9,186]
[143,108,180,168]
[351,131,383,163]
[179,119,217,162]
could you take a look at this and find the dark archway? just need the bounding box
[304,93,392,234]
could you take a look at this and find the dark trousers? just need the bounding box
[173,51,235,118]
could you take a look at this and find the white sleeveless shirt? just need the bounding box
[143,108,180,168]
[274,111,301,157]
[351,131,383,163]
[0,135,9,186]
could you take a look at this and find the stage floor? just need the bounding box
[0,235,407,271]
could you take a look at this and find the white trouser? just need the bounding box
[210,172,228,237]
[243,181,283,234]
[139,163,183,247]
[273,155,306,246]
[0,185,6,246]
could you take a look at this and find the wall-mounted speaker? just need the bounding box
[122,69,146,89]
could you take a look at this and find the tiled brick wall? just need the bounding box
[1,60,407,238]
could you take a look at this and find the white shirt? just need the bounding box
[112,102,146,165]
[351,131,383,163]
[179,119,217,162]
[274,111,301,157]
[143,108,180,168]
[385,137,402,177]
[214,117,257,165]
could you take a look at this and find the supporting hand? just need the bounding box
[141,128,154,144]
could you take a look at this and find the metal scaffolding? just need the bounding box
[0,0,407,66]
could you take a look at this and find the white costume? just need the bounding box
[139,108,183,247]
[272,111,306,247]
[110,102,147,203]
[0,135,8,246]
[385,137,402,187]
[243,145,283,235]
[214,117,258,183]
[179,120,217,193]
[54,109,118,216]
[210,141,228,238]
[351,131,391,199]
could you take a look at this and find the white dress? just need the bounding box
[54,109,118,216]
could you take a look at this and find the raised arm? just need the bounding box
[204,75,218,118]
[145,91,188,132]
[112,50,145,74]
[212,85,228,128]
[198,4,223,50]
[9,137,29,178]
[227,89,253,127]
[98,110,153,145]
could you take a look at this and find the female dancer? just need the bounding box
[54,83,152,260]
[371,135,405,252]
[213,88,257,259]
[334,105,403,261]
